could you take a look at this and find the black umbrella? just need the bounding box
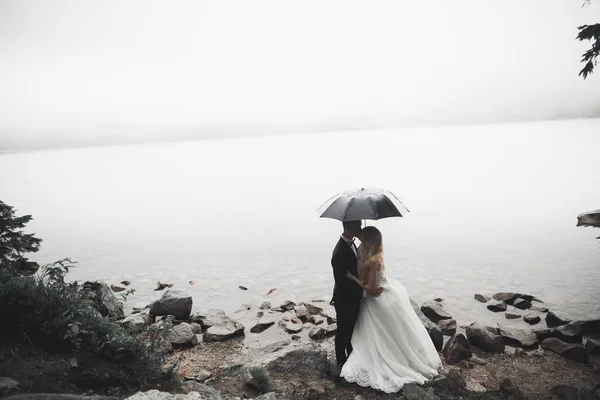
[577,209,600,239]
[317,188,409,222]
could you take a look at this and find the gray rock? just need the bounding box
[514,348,528,357]
[190,322,203,334]
[127,388,222,400]
[411,300,443,351]
[443,331,472,364]
[530,305,549,313]
[259,302,271,310]
[204,320,245,342]
[438,319,457,336]
[150,289,193,320]
[546,312,570,328]
[308,327,327,340]
[498,326,539,349]
[324,323,337,337]
[294,305,309,323]
[474,294,490,303]
[6,395,118,400]
[492,292,521,305]
[524,314,541,325]
[254,394,279,400]
[264,345,330,378]
[111,284,126,292]
[303,303,323,316]
[551,385,580,400]
[0,377,19,393]
[280,300,296,311]
[486,299,507,312]
[82,281,124,319]
[425,368,467,397]
[581,319,600,336]
[541,338,590,363]
[250,319,275,334]
[168,323,198,347]
[403,383,440,400]
[505,312,522,320]
[190,309,227,330]
[553,323,583,344]
[122,311,154,330]
[279,319,303,334]
[421,301,452,323]
[512,298,532,310]
[534,328,554,342]
[499,379,524,399]
[466,323,505,353]
[585,337,600,355]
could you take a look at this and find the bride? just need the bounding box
[340,226,441,393]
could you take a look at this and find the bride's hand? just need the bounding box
[345,270,358,280]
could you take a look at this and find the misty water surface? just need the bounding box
[1,119,599,326]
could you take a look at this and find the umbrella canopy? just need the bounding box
[317,188,409,222]
[577,209,600,228]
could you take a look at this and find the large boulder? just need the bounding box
[524,314,541,325]
[492,293,521,305]
[585,337,600,355]
[168,323,198,347]
[421,301,452,324]
[294,305,309,323]
[122,311,154,331]
[474,294,490,303]
[411,300,443,351]
[203,320,245,342]
[513,298,532,310]
[541,338,590,363]
[581,319,600,336]
[443,331,472,364]
[82,281,124,319]
[263,345,330,378]
[546,312,570,328]
[127,388,222,400]
[438,319,457,336]
[486,299,507,312]
[497,326,539,349]
[190,309,227,330]
[466,323,505,353]
[553,323,584,344]
[150,290,192,320]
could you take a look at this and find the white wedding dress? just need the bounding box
[340,268,442,393]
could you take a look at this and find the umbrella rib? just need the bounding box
[368,196,378,220]
[342,197,356,221]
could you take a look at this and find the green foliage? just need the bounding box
[577,1,599,79]
[0,200,177,387]
[0,261,174,383]
[247,366,272,394]
[0,200,42,269]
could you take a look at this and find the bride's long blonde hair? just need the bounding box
[357,226,385,284]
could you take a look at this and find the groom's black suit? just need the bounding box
[330,237,363,366]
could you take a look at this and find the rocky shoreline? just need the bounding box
[3,282,600,400]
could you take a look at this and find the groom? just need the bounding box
[330,220,383,367]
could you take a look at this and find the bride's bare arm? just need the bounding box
[345,267,383,296]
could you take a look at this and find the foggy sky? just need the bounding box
[1,0,599,149]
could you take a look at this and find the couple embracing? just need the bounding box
[330,220,441,393]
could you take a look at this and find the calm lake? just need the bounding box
[1,119,599,327]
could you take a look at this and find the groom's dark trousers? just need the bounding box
[330,237,363,366]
